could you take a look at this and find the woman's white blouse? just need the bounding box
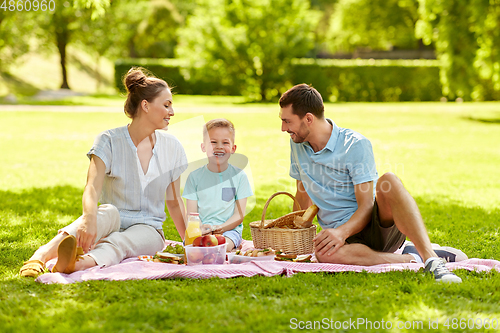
[87,126,188,230]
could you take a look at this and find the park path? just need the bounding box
[0,104,273,114]
[0,105,122,113]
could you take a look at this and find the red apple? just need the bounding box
[202,253,216,264]
[188,249,204,264]
[214,234,226,245]
[215,254,225,265]
[193,236,203,247]
[201,234,218,247]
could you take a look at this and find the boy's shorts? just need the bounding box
[345,200,406,253]
[223,229,242,248]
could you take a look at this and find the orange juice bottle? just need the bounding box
[185,213,202,245]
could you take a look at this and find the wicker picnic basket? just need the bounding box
[249,192,317,255]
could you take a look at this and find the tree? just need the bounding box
[29,0,113,90]
[131,0,184,58]
[176,0,321,101]
[416,0,500,100]
[327,0,421,53]
[0,11,36,70]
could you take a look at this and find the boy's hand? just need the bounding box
[212,225,224,234]
[201,224,213,235]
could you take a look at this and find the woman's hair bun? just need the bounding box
[125,68,148,93]
[122,67,169,119]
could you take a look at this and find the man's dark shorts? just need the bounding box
[345,200,406,253]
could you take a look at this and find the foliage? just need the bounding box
[0,11,35,69]
[291,58,442,102]
[115,58,443,101]
[0,0,107,70]
[175,0,321,101]
[328,0,421,52]
[416,0,500,100]
[113,58,227,95]
[308,0,339,57]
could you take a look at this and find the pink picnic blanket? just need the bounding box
[36,240,500,285]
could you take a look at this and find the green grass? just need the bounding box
[1,98,499,332]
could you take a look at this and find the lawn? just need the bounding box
[1,97,499,332]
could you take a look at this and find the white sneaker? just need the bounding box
[424,258,462,283]
[439,247,468,262]
[403,245,468,262]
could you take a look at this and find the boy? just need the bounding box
[182,119,253,251]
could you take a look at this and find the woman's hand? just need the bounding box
[77,214,97,253]
[79,155,105,253]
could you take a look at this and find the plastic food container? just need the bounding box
[229,254,275,264]
[184,243,226,266]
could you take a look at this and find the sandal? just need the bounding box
[19,259,46,278]
[52,235,84,274]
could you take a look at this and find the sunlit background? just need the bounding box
[1,0,500,102]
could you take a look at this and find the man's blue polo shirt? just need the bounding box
[289,119,378,229]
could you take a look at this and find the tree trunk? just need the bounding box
[129,37,138,58]
[95,55,101,92]
[56,29,70,89]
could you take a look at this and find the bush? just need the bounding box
[115,58,444,101]
[290,58,443,102]
[114,58,235,95]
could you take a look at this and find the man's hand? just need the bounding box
[76,215,97,253]
[313,228,348,257]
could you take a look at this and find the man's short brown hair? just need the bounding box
[203,118,236,141]
[279,84,324,119]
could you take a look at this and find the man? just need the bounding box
[280,84,464,283]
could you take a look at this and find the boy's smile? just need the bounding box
[202,127,237,172]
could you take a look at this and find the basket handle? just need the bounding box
[260,191,302,228]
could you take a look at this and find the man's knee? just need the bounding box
[377,172,404,198]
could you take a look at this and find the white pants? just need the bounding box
[59,204,165,267]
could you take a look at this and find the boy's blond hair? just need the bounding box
[203,118,236,141]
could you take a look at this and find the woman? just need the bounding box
[20,68,187,276]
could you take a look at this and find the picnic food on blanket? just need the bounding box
[154,252,185,264]
[163,244,185,255]
[193,236,203,247]
[202,253,216,264]
[214,234,226,245]
[275,251,312,263]
[192,235,225,247]
[201,234,218,247]
[235,248,275,257]
[250,192,316,255]
[185,213,202,246]
[185,243,226,266]
[141,244,186,264]
[229,248,276,264]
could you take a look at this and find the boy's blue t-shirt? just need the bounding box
[182,164,253,235]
